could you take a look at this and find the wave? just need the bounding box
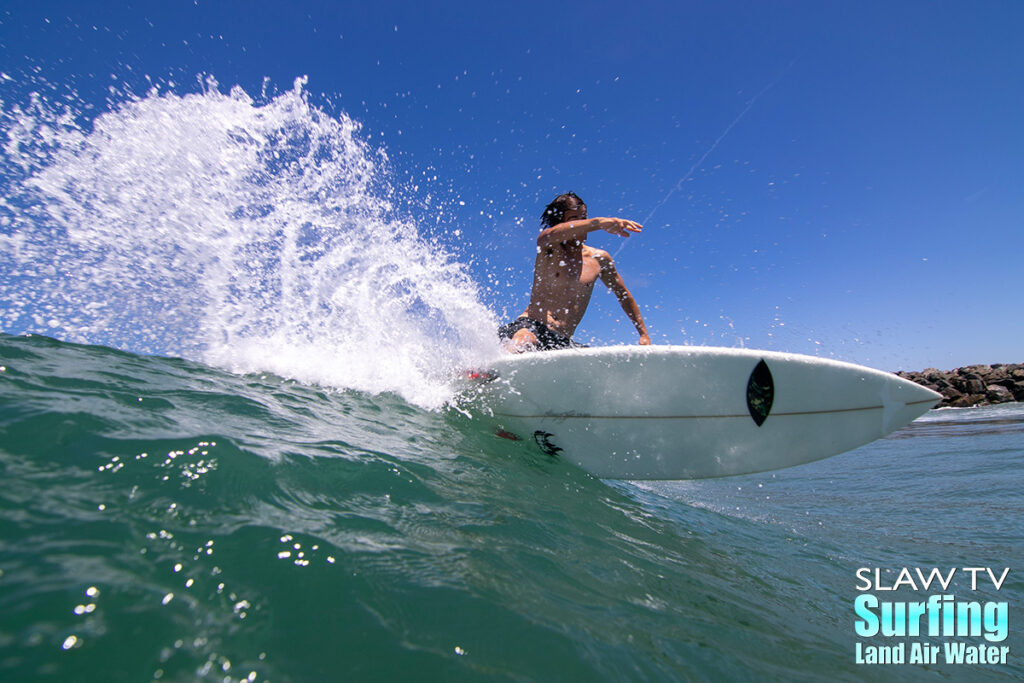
[0,77,498,407]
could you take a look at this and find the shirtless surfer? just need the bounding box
[499,192,651,351]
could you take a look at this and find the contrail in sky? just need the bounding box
[615,61,796,257]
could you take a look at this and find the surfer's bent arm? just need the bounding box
[597,252,651,345]
[537,217,642,246]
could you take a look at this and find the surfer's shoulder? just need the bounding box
[585,246,614,266]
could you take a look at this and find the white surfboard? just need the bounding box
[460,346,941,480]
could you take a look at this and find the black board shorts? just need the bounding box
[497,317,586,351]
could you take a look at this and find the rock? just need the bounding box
[948,394,986,408]
[894,361,1022,407]
[964,379,986,394]
[986,385,1014,404]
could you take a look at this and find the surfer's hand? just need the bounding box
[596,217,642,237]
[638,334,651,346]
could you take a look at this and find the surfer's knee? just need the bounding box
[508,327,539,353]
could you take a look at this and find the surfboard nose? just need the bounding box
[896,374,944,405]
[883,375,942,434]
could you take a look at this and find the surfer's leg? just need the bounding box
[498,317,572,352]
[498,318,540,353]
[508,326,539,352]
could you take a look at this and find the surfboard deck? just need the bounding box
[459,345,941,480]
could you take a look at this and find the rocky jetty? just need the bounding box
[896,364,1024,408]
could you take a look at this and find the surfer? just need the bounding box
[499,192,651,352]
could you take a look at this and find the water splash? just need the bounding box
[0,76,498,407]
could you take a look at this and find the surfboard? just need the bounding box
[460,346,941,480]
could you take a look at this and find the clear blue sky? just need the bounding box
[2,0,1021,370]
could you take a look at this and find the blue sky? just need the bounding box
[2,1,1022,370]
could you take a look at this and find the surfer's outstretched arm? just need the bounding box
[596,251,651,345]
[537,217,642,246]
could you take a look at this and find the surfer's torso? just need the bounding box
[522,241,608,338]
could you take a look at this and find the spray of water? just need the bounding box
[0,76,499,407]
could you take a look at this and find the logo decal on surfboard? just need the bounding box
[532,431,563,457]
[746,359,774,427]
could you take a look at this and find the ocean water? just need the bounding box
[1,334,1022,682]
[1,81,1022,681]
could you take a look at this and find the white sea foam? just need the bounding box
[0,76,499,407]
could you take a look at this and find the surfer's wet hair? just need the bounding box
[540,192,586,228]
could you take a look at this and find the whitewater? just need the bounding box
[0,76,499,408]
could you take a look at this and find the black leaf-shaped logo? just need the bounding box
[746,359,774,427]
